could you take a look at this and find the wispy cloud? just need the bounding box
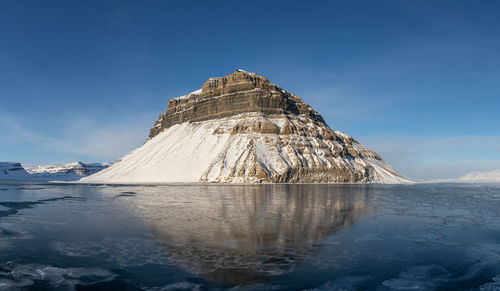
[359,135,500,180]
[1,112,499,180]
[0,113,58,146]
[0,112,150,163]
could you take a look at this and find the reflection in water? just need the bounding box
[115,184,374,285]
[3,182,499,289]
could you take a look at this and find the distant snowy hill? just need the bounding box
[0,162,109,181]
[457,170,500,183]
[26,162,110,181]
[0,162,32,180]
[82,70,413,184]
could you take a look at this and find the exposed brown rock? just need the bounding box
[149,70,325,139]
[134,70,410,184]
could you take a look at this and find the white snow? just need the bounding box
[188,88,202,95]
[334,131,351,140]
[0,162,109,181]
[81,114,413,184]
[81,122,232,183]
[0,162,32,180]
[457,170,500,183]
[364,157,413,184]
[235,69,255,74]
[171,88,202,100]
[26,162,110,181]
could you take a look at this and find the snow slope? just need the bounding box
[81,114,413,184]
[82,121,231,183]
[0,162,32,180]
[457,170,500,183]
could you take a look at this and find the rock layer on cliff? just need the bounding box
[149,70,325,139]
[82,70,412,184]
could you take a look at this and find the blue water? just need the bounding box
[0,182,499,290]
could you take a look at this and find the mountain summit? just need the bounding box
[148,69,325,139]
[82,70,411,183]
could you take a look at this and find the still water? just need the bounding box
[0,181,499,290]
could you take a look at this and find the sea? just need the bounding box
[0,181,499,290]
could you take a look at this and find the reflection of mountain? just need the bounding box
[122,185,373,285]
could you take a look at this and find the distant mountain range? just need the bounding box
[0,162,109,181]
[82,70,413,184]
[457,170,500,183]
[5,71,496,185]
[0,162,32,180]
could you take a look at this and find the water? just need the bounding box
[0,182,500,290]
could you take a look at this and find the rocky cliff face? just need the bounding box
[149,70,325,139]
[82,70,412,184]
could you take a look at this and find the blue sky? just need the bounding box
[0,0,499,179]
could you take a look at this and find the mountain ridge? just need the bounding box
[82,70,413,184]
[27,162,110,181]
[0,162,32,180]
[149,69,325,139]
[0,162,109,181]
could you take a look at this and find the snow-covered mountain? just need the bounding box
[82,70,413,184]
[0,162,32,180]
[26,162,110,181]
[457,170,500,183]
[0,162,109,181]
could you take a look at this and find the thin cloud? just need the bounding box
[0,112,150,162]
[2,112,499,180]
[359,135,500,180]
[0,113,61,149]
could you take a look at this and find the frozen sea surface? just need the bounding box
[0,182,499,290]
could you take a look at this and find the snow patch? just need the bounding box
[0,162,109,181]
[236,68,255,74]
[0,162,32,180]
[26,162,109,181]
[171,88,202,100]
[458,170,500,183]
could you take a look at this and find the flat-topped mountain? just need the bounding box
[0,162,32,180]
[27,162,110,181]
[82,70,412,184]
[0,162,109,181]
[149,69,325,139]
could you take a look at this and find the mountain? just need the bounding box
[0,162,109,181]
[81,70,412,184]
[26,162,110,181]
[0,162,32,180]
[457,170,500,183]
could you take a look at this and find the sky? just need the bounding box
[0,0,499,180]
